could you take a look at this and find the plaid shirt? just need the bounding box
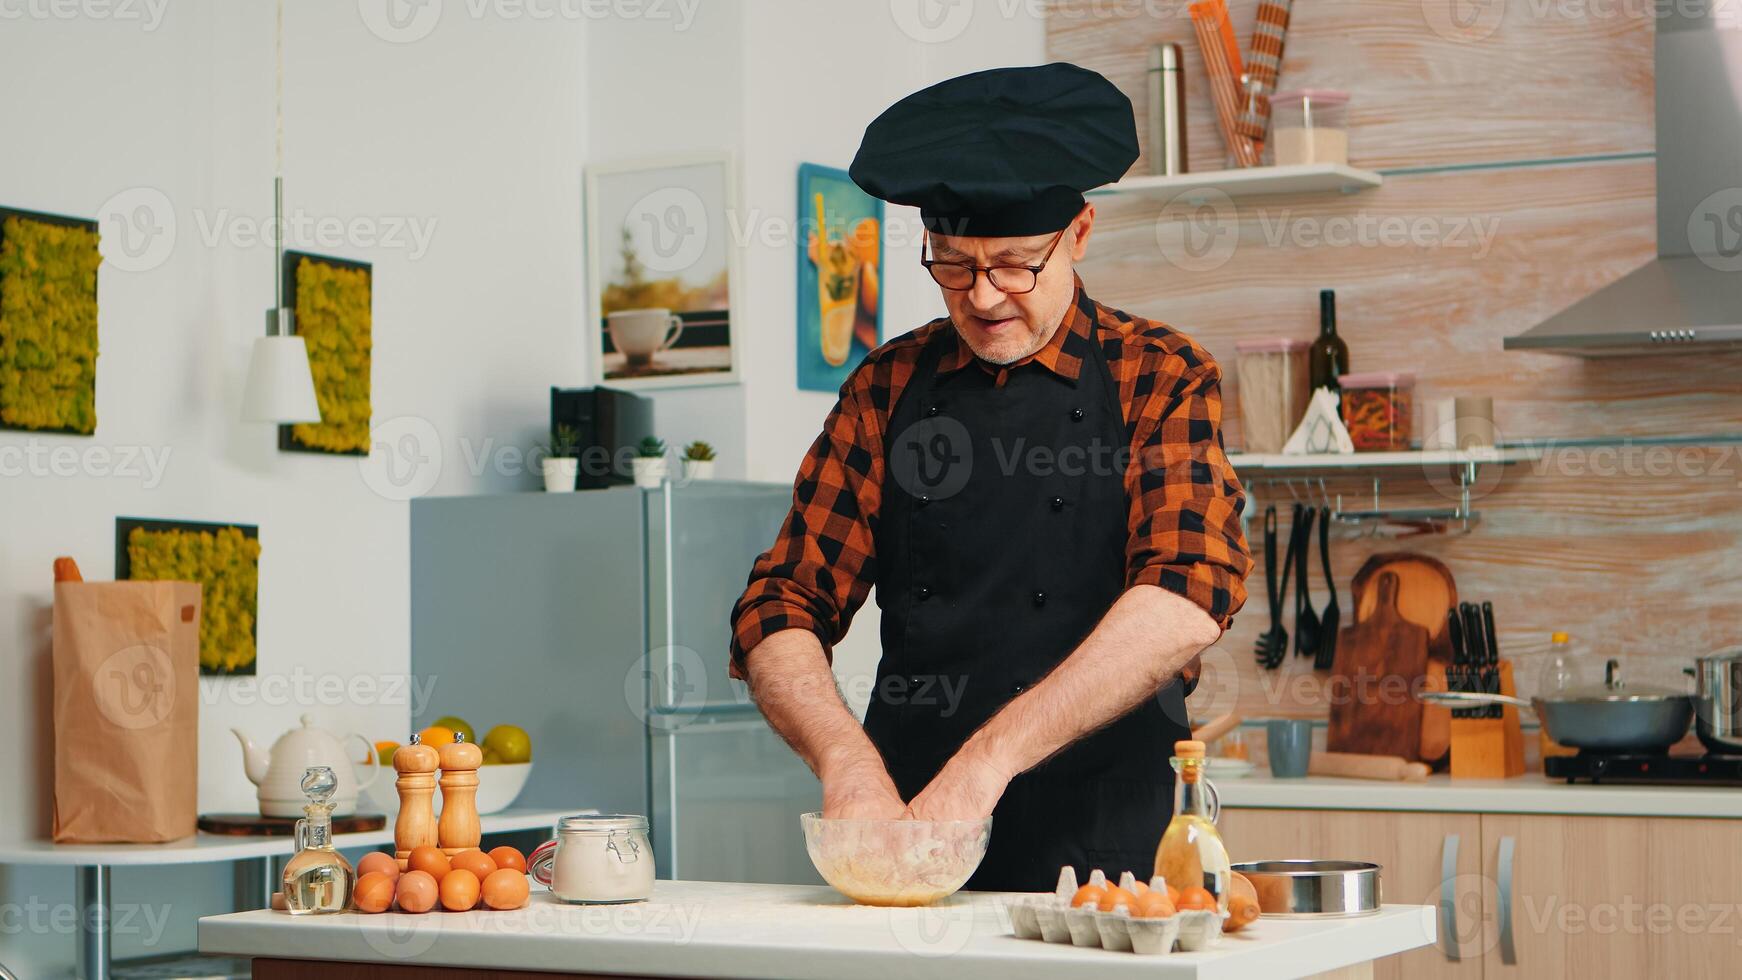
[730,278,1250,674]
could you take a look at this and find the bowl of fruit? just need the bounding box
[799,811,991,907]
[364,717,534,815]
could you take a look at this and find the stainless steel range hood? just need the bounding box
[1505,5,1742,356]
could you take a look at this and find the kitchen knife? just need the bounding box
[1445,608,1467,717]
[1461,603,1487,717]
[1481,601,1500,717]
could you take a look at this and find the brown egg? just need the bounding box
[1131,890,1176,919]
[408,846,452,881]
[1069,884,1105,908]
[353,871,395,913]
[440,869,481,911]
[481,868,530,910]
[396,870,439,913]
[1097,885,1136,913]
[357,852,400,882]
[450,849,497,882]
[488,846,527,874]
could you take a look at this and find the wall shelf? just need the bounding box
[1090,162,1383,202]
[1228,446,1541,472]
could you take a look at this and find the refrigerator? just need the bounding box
[410,481,824,884]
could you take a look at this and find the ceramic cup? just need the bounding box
[608,309,683,364]
[1267,719,1313,778]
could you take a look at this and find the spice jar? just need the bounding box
[1269,89,1350,167]
[1235,338,1312,453]
[1338,372,1414,451]
[527,814,654,904]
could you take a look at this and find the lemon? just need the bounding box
[376,740,400,765]
[483,724,531,764]
[433,716,475,745]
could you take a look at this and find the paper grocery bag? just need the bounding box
[52,580,202,843]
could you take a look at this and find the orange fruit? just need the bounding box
[1069,884,1105,908]
[1177,886,1217,911]
[418,725,456,748]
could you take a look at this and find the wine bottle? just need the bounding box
[1309,288,1350,398]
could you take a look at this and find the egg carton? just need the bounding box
[1007,868,1227,956]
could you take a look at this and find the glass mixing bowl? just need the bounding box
[799,811,992,907]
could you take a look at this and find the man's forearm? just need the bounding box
[740,628,888,782]
[959,584,1221,780]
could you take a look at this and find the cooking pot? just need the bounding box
[1692,648,1742,753]
[1420,659,1692,753]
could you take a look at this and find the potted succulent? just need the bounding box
[681,441,717,482]
[632,436,668,489]
[542,424,581,493]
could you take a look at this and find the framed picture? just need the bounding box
[796,164,882,393]
[116,517,261,676]
[0,206,101,435]
[585,153,740,388]
[279,250,372,456]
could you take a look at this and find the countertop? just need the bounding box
[198,879,1436,980]
[0,809,572,867]
[1216,772,1742,818]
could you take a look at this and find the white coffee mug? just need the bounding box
[608,309,683,364]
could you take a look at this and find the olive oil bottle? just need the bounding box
[282,766,354,914]
[1154,740,1232,912]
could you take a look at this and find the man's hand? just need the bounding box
[822,763,907,820]
[903,749,1012,822]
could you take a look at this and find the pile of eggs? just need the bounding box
[352,846,531,913]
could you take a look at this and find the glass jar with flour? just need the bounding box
[1268,90,1350,167]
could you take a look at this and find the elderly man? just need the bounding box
[730,63,1250,891]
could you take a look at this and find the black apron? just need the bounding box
[865,325,1193,892]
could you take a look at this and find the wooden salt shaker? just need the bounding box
[393,733,441,871]
[437,732,483,855]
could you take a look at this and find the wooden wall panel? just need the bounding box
[1048,10,1742,727]
[1049,0,1654,172]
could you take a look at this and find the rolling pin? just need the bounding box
[1309,751,1430,782]
[1191,712,1241,745]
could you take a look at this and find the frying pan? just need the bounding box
[1419,658,1693,753]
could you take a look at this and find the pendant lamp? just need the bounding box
[241,0,320,425]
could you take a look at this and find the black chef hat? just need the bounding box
[849,62,1138,238]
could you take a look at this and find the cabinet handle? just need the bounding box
[1439,833,1460,961]
[1498,835,1517,965]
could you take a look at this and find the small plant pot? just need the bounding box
[543,457,578,493]
[682,458,715,481]
[632,456,668,489]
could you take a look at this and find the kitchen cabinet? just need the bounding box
[1218,808,1483,979]
[1220,808,1741,980]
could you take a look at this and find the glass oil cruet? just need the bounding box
[1153,739,1232,912]
[282,766,355,914]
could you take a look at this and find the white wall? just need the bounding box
[0,1,1043,973]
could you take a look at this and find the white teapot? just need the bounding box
[232,714,381,818]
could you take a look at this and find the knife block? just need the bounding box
[1449,659,1527,779]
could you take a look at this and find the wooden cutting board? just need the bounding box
[1350,552,1459,765]
[1327,570,1430,762]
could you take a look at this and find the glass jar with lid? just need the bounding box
[528,814,655,904]
[1235,337,1312,454]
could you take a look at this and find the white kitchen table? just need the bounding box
[199,879,1436,980]
[0,808,575,980]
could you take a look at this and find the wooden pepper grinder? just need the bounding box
[437,732,483,856]
[393,733,441,871]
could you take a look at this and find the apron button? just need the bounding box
[1070,407,1085,421]
[1049,496,1064,511]
[1032,591,1047,607]
[917,586,932,601]
[918,494,931,506]
[927,404,941,417]
[1010,682,1026,695]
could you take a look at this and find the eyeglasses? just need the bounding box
[921,224,1070,295]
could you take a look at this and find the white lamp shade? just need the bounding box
[242,335,322,423]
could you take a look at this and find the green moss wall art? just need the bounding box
[281,251,372,455]
[117,518,262,676]
[0,208,101,434]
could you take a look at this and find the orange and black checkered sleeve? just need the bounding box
[729,362,890,678]
[1122,344,1251,631]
